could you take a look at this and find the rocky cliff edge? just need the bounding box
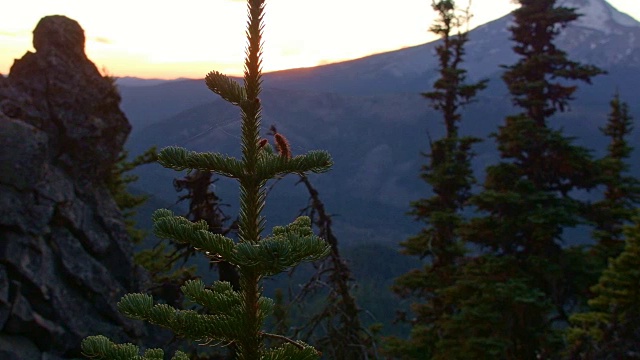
[0,15,149,359]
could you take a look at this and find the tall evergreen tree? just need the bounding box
[501,0,603,128]
[388,1,486,358]
[589,94,640,266]
[450,0,603,357]
[567,217,640,359]
[81,0,333,358]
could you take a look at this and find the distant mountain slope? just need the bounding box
[119,78,211,130]
[119,0,640,134]
[126,74,640,246]
[116,77,178,87]
[122,0,640,246]
[261,0,640,95]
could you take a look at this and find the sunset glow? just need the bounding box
[1,0,639,79]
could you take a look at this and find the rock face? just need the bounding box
[0,15,146,359]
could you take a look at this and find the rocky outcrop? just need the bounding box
[0,15,147,359]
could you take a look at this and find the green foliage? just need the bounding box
[81,336,189,359]
[567,218,640,358]
[463,117,593,255]
[259,343,319,360]
[205,71,247,106]
[158,146,331,179]
[435,257,556,360]
[422,0,488,137]
[150,210,328,277]
[106,147,158,244]
[82,0,332,358]
[588,94,640,266]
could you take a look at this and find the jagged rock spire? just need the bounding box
[0,15,155,359]
[33,15,87,59]
[7,15,130,181]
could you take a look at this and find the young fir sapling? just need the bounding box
[80,0,332,358]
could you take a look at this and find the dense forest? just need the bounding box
[1,0,639,359]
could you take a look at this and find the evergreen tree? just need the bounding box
[107,147,158,244]
[451,0,603,357]
[81,0,333,358]
[501,0,603,128]
[388,0,486,358]
[567,217,640,359]
[589,93,640,266]
[433,255,551,360]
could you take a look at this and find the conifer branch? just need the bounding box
[234,217,330,275]
[205,70,247,106]
[261,342,321,360]
[262,332,306,350]
[152,209,237,262]
[157,146,244,178]
[81,335,190,359]
[180,280,243,315]
[256,151,332,180]
[116,293,244,342]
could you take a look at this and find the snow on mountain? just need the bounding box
[462,0,640,73]
[555,0,640,67]
[261,0,640,96]
[561,0,640,34]
[611,8,640,27]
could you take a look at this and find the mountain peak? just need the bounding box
[560,0,640,33]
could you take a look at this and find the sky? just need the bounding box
[1,0,639,79]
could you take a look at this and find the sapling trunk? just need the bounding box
[81,0,332,358]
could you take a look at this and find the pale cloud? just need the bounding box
[93,37,111,44]
[0,30,30,38]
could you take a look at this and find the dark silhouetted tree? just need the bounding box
[388,0,486,358]
[589,93,640,267]
[453,0,604,357]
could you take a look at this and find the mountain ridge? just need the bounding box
[117,0,640,91]
[121,0,640,247]
[119,0,640,110]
